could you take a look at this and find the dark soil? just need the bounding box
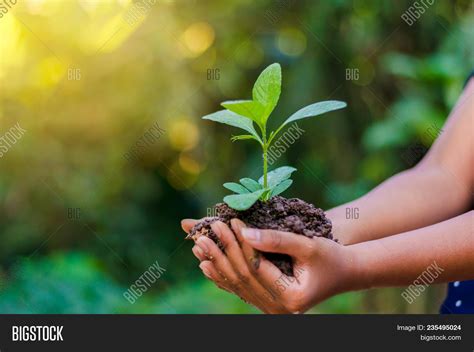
[187,196,333,276]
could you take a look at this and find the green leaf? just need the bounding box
[230,134,260,143]
[261,188,273,201]
[281,100,347,128]
[252,63,282,125]
[202,110,261,141]
[270,179,293,197]
[224,189,266,211]
[223,182,250,194]
[259,166,297,188]
[239,178,262,192]
[221,100,265,126]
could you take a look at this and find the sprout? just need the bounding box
[202,63,347,210]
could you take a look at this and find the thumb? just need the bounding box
[241,228,314,257]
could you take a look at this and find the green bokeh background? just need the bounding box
[0,0,472,313]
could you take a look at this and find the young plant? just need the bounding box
[202,63,346,211]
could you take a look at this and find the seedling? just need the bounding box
[202,63,346,210]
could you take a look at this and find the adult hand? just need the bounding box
[181,218,363,313]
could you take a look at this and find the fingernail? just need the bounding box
[232,219,246,233]
[181,218,196,226]
[210,222,222,238]
[242,228,260,242]
[196,237,209,254]
[199,263,211,278]
[194,246,204,258]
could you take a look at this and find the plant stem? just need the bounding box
[263,144,268,189]
[262,125,268,189]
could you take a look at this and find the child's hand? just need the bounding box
[181,218,361,313]
[182,218,287,313]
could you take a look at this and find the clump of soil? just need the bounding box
[187,196,333,276]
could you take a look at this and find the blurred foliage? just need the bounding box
[0,0,472,313]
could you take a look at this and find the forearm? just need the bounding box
[327,79,473,245]
[327,165,470,245]
[349,211,474,290]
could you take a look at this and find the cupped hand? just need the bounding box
[181,218,361,314]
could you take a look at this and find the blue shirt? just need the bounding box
[441,281,474,314]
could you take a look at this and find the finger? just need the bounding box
[197,232,284,313]
[255,257,293,296]
[181,219,199,233]
[241,228,314,258]
[195,236,240,287]
[231,219,291,306]
[192,245,206,262]
[211,221,253,279]
[230,219,261,270]
[199,261,233,293]
[199,261,259,306]
[212,221,286,312]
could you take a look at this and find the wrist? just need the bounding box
[325,241,370,296]
[345,241,377,291]
[326,208,363,245]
